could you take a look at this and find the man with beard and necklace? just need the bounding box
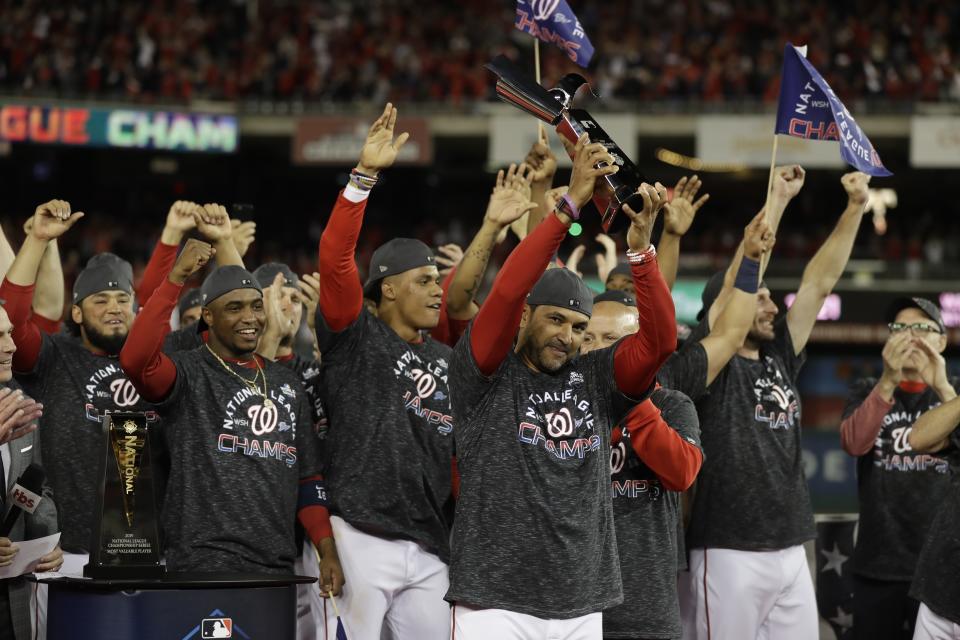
[673,171,873,640]
[315,103,458,640]
[447,132,677,639]
[119,240,343,582]
[0,199,160,577]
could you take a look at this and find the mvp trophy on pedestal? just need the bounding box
[486,54,646,232]
[85,411,164,578]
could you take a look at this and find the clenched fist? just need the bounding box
[169,239,215,285]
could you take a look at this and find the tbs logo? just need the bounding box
[10,485,40,514]
[201,618,232,638]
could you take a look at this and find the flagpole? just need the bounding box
[760,134,779,277]
[534,39,545,139]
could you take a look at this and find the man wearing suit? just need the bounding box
[0,304,61,640]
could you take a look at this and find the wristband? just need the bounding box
[348,168,379,192]
[626,245,657,265]
[557,194,581,221]
[734,256,760,293]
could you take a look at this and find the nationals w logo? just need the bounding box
[248,403,279,436]
[529,0,561,20]
[545,407,574,438]
[109,378,141,407]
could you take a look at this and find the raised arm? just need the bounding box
[194,203,243,269]
[524,127,558,236]
[707,166,805,328]
[446,164,536,320]
[657,176,709,291]
[32,233,64,326]
[319,103,409,333]
[786,172,870,356]
[697,211,774,386]
[612,183,678,397]
[137,201,198,305]
[471,134,618,375]
[120,240,214,403]
[620,397,703,491]
[908,393,960,453]
[2,201,83,371]
[0,224,16,282]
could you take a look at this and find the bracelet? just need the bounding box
[734,256,760,293]
[557,194,581,221]
[626,245,657,265]
[348,168,379,191]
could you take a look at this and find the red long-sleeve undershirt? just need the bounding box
[470,213,677,397]
[121,279,333,543]
[431,267,471,347]
[137,239,179,306]
[318,191,365,333]
[612,398,702,491]
[0,279,44,373]
[840,386,899,456]
[32,313,60,335]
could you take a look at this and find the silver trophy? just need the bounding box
[486,55,645,232]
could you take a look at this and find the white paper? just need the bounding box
[0,532,60,579]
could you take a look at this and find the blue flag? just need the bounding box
[336,618,348,640]
[775,44,891,177]
[515,0,594,68]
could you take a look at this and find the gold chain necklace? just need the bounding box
[204,344,273,408]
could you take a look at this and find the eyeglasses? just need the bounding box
[888,322,941,334]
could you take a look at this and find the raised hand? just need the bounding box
[485,163,537,227]
[356,103,410,176]
[193,204,233,242]
[567,134,619,209]
[880,332,915,387]
[166,201,200,233]
[169,239,215,285]
[623,182,668,252]
[436,244,465,278]
[523,128,558,185]
[231,219,256,257]
[663,175,709,237]
[914,338,950,395]
[564,245,585,278]
[771,165,806,203]
[298,272,321,331]
[262,273,294,339]
[594,234,618,283]
[743,210,775,261]
[543,186,569,213]
[841,171,871,208]
[30,200,84,241]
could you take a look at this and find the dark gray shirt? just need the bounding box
[16,333,158,552]
[910,426,960,625]
[604,387,701,640]
[671,318,815,550]
[316,309,454,560]
[157,347,321,573]
[446,326,634,619]
[844,378,957,581]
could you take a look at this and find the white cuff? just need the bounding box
[343,184,371,203]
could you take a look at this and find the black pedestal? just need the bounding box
[38,573,315,640]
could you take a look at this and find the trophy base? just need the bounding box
[83,561,166,579]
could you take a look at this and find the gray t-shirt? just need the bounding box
[446,326,635,619]
[843,378,957,581]
[158,347,321,573]
[16,333,159,552]
[604,387,701,640]
[316,308,454,560]
[676,318,815,550]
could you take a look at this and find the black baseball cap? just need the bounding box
[605,263,631,286]
[528,268,594,318]
[696,270,769,321]
[72,253,134,304]
[253,263,298,289]
[176,288,203,317]
[362,238,436,299]
[886,297,945,333]
[200,266,262,307]
[593,289,636,307]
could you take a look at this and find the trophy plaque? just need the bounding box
[85,411,164,578]
[486,54,645,232]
